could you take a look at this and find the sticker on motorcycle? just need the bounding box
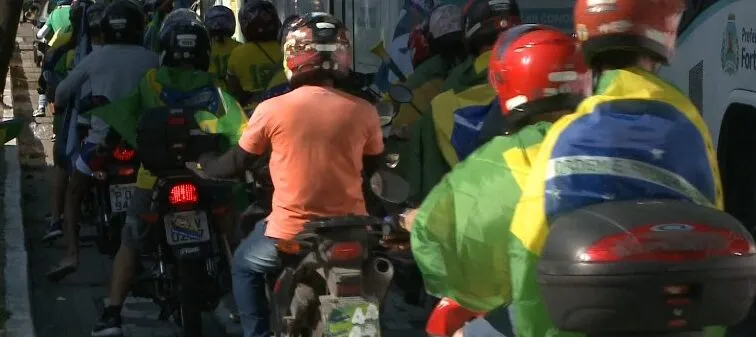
[320,296,380,337]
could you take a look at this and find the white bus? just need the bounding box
[658,0,756,222]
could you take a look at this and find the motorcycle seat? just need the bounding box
[304,215,381,231]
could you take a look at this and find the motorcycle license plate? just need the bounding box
[109,184,134,213]
[164,211,210,245]
[319,296,380,337]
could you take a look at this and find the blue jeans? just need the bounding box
[463,305,515,337]
[232,220,281,337]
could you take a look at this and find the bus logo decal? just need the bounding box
[721,13,740,75]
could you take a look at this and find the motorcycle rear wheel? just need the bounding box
[177,259,205,337]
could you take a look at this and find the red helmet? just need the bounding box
[408,25,431,67]
[283,13,352,84]
[489,25,587,123]
[573,0,686,65]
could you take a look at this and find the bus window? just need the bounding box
[679,0,720,34]
[273,0,330,20]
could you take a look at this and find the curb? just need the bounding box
[2,63,36,337]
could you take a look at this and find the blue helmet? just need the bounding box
[56,0,73,6]
[204,5,235,38]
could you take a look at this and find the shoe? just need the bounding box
[91,308,123,337]
[42,219,63,242]
[45,262,77,283]
[51,133,56,142]
[33,109,45,117]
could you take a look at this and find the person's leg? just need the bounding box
[232,221,280,337]
[46,169,92,281]
[34,93,47,117]
[42,132,69,241]
[91,187,152,337]
[34,72,46,117]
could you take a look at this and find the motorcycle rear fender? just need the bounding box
[271,253,321,328]
[426,298,486,337]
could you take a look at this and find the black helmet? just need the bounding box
[101,0,146,45]
[239,0,280,42]
[158,9,211,70]
[278,14,300,45]
[463,0,521,54]
[86,2,107,37]
[204,5,236,39]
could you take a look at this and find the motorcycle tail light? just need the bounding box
[580,223,755,263]
[169,182,198,206]
[112,145,136,161]
[168,116,185,125]
[117,167,135,176]
[335,282,362,297]
[327,241,363,262]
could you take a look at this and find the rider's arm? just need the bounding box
[199,144,260,178]
[201,101,272,178]
[36,24,51,40]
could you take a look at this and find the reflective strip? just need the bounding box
[546,155,713,207]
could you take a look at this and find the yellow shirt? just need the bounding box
[227,41,283,94]
[49,30,73,51]
[209,37,241,90]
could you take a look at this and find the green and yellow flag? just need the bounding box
[411,122,551,313]
[508,68,724,337]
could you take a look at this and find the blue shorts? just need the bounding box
[462,306,515,337]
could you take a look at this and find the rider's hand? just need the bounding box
[398,208,418,232]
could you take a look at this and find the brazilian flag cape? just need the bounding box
[508,67,724,337]
[404,51,493,200]
[385,55,454,181]
[90,67,248,194]
[411,121,551,313]
[391,54,454,129]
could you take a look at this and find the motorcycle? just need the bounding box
[538,199,756,337]
[131,106,235,337]
[265,169,412,337]
[88,137,139,256]
[64,96,138,256]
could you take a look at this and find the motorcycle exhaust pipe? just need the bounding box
[364,257,394,302]
[373,257,393,276]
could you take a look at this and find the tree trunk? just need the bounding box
[0,0,22,93]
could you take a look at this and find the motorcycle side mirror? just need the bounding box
[385,153,399,169]
[389,85,413,104]
[370,170,409,205]
[376,101,395,127]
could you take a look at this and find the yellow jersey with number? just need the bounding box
[226,41,283,94]
[209,37,241,91]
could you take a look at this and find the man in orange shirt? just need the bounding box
[198,13,384,337]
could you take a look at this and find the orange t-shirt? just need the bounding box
[239,85,385,240]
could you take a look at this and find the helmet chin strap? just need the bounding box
[591,66,602,95]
